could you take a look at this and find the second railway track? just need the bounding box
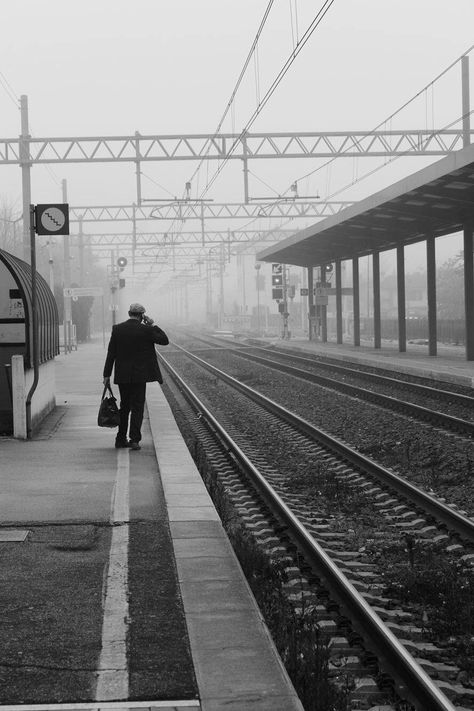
[179,331,474,436]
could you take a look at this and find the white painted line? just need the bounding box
[95,449,130,701]
[111,450,130,525]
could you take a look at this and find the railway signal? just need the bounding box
[271,263,283,300]
[271,263,283,286]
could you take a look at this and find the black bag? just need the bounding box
[98,384,120,428]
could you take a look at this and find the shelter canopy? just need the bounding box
[0,249,59,368]
[257,142,474,268]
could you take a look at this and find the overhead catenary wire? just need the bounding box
[323,109,474,202]
[162,0,276,244]
[0,71,18,106]
[141,171,176,199]
[289,0,300,50]
[197,0,337,200]
[185,0,276,190]
[248,169,282,197]
[167,0,337,272]
[193,33,474,257]
[146,35,472,279]
[0,71,62,197]
[286,43,474,195]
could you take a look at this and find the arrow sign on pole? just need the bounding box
[63,287,104,297]
[35,204,69,235]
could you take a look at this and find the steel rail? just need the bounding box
[158,350,457,711]
[167,342,474,544]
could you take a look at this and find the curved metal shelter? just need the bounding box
[257,142,474,360]
[0,249,59,368]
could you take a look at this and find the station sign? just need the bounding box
[326,287,354,296]
[223,315,251,324]
[314,286,327,297]
[64,287,104,297]
[314,285,328,306]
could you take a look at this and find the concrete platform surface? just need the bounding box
[0,339,303,711]
[251,335,474,388]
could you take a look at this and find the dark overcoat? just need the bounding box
[103,319,169,384]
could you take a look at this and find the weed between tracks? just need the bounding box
[289,461,474,679]
[369,535,474,678]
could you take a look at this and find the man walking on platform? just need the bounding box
[103,303,169,450]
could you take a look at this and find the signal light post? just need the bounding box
[272,263,290,339]
[271,263,283,299]
[255,263,262,335]
[314,263,333,342]
[109,255,128,326]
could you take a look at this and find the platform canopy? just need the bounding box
[257,141,474,267]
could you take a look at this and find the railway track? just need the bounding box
[159,344,474,711]
[177,332,474,437]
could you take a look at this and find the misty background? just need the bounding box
[0,0,473,335]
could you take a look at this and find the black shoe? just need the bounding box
[130,441,141,451]
[115,439,131,449]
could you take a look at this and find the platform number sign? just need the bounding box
[34,204,69,236]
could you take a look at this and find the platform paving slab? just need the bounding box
[178,578,260,614]
[166,506,220,522]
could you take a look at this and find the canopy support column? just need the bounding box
[373,252,381,349]
[426,235,437,356]
[352,256,360,347]
[397,244,406,353]
[335,260,343,344]
[464,222,474,360]
[307,266,314,341]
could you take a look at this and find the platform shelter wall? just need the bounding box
[0,262,26,433]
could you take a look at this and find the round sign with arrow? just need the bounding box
[35,204,69,235]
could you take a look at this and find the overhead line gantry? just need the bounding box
[5,63,472,261]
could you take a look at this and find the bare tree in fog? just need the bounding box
[438,253,465,319]
[0,201,22,258]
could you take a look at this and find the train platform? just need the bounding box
[249,335,474,389]
[0,340,303,711]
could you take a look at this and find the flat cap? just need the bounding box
[128,303,146,314]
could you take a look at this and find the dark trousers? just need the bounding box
[117,382,147,443]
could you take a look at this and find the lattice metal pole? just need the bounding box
[19,96,32,263]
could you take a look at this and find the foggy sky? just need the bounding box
[1,0,474,275]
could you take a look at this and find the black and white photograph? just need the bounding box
[1,2,474,710]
